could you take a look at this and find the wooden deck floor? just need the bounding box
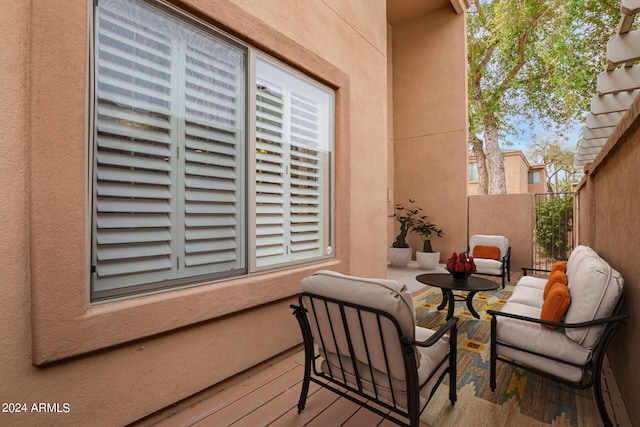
[131,345,430,427]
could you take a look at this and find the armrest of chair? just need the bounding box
[409,317,458,348]
[487,309,629,329]
[521,267,551,276]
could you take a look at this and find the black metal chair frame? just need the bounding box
[488,273,628,427]
[466,245,511,288]
[291,292,458,427]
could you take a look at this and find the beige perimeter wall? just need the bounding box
[576,94,640,427]
[468,194,534,272]
[0,0,390,425]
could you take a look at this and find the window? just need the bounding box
[91,0,334,300]
[528,171,541,184]
[468,162,479,182]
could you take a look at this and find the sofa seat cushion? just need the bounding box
[496,301,592,369]
[321,325,449,410]
[496,345,584,383]
[563,249,624,348]
[516,275,547,290]
[507,285,544,308]
[474,258,503,275]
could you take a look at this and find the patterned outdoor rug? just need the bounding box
[414,285,600,427]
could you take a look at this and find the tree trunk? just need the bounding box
[484,123,507,194]
[470,135,489,195]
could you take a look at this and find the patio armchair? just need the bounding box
[467,234,511,288]
[291,270,458,427]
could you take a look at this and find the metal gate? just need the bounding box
[532,192,578,271]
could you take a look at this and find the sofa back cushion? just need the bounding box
[564,248,624,348]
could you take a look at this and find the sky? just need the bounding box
[505,117,584,156]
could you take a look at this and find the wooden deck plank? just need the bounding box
[268,383,342,426]
[304,393,364,427]
[224,374,315,427]
[191,367,304,426]
[149,349,302,427]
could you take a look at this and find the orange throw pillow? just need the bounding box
[550,261,566,274]
[543,270,568,300]
[472,245,501,260]
[541,282,571,329]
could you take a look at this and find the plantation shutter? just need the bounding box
[288,91,325,260]
[255,81,287,266]
[93,2,177,292]
[92,0,246,294]
[254,58,332,268]
[180,36,246,276]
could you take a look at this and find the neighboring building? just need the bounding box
[468,150,548,195]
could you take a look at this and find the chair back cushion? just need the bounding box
[469,235,509,259]
[564,246,624,348]
[300,271,417,387]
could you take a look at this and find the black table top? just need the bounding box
[415,273,499,292]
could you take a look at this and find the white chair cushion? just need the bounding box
[564,250,624,348]
[302,270,420,382]
[301,270,416,339]
[473,258,503,275]
[321,325,449,411]
[470,234,509,259]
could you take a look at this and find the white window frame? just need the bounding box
[89,0,335,301]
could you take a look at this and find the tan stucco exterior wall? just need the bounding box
[389,5,469,260]
[575,94,640,426]
[0,1,389,425]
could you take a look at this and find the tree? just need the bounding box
[528,139,579,192]
[468,0,619,194]
[535,196,573,261]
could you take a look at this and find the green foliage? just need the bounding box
[389,199,422,248]
[528,139,581,191]
[468,0,619,133]
[389,200,443,251]
[468,0,619,194]
[535,196,573,261]
[413,217,443,253]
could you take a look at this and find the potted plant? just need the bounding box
[413,215,443,270]
[388,199,422,267]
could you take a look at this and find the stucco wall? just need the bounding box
[575,94,640,426]
[390,5,469,260]
[468,193,534,272]
[0,0,389,425]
